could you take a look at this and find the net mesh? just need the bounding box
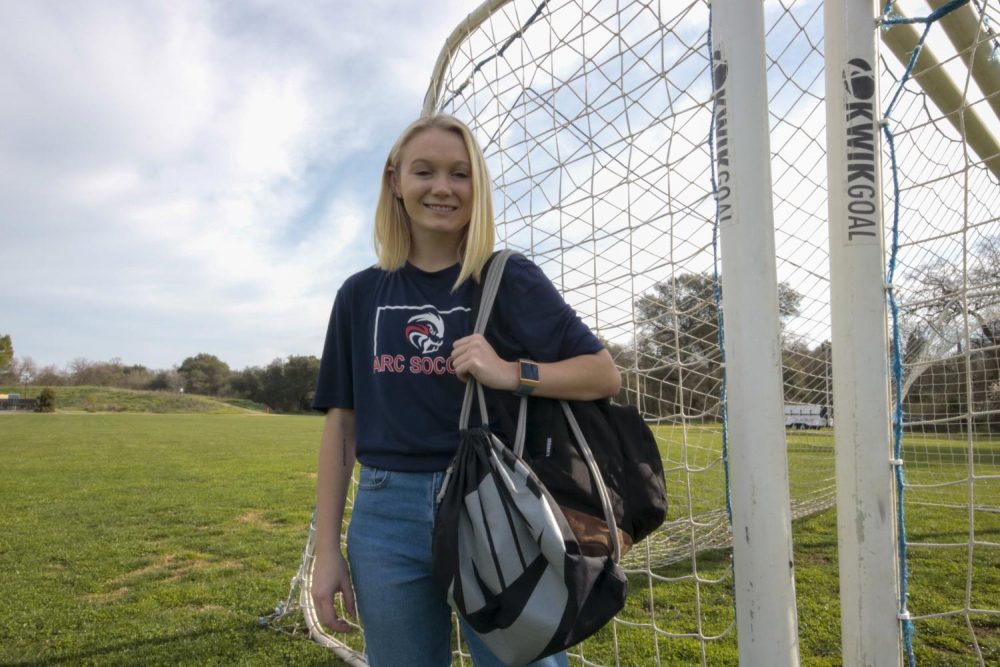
[879,1,1000,663]
[264,0,1000,663]
[430,0,829,662]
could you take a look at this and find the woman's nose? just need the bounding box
[430,176,451,195]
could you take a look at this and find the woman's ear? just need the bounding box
[386,167,401,199]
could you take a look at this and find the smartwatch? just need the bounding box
[515,360,540,396]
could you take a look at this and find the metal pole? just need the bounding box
[824,1,902,665]
[422,0,516,115]
[711,1,800,664]
[880,9,1000,180]
[926,0,1000,121]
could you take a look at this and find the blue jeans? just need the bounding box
[346,466,569,667]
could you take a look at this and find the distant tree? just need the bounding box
[177,354,231,396]
[255,362,284,410]
[281,355,321,412]
[34,365,67,386]
[0,335,11,366]
[69,358,116,386]
[781,338,831,405]
[64,358,153,388]
[898,235,1000,431]
[634,272,802,417]
[230,366,264,400]
[0,335,13,383]
[259,356,320,412]
[904,235,1000,356]
[13,357,38,386]
[147,369,182,392]
[230,356,320,412]
[1,356,35,387]
[36,388,56,412]
[113,361,154,389]
[637,273,802,364]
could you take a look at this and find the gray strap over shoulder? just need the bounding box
[459,249,515,430]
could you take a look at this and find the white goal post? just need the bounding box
[824,1,901,665]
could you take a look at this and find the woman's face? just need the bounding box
[391,127,474,244]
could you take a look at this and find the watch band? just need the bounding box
[515,359,540,396]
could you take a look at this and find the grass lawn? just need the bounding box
[0,413,331,666]
[0,414,997,665]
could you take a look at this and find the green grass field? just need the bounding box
[0,413,997,665]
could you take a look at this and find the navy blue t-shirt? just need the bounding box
[312,254,603,471]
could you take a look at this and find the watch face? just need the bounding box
[520,361,540,382]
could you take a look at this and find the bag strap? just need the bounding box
[560,401,622,562]
[459,249,514,430]
[461,249,622,563]
[468,251,530,450]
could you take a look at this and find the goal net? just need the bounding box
[425,1,827,662]
[264,0,1000,664]
[879,0,1000,663]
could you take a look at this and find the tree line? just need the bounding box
[6,240,995,425]
[0,337,319,414]
[606,272,831,420]
[607,235,1000,432]
[0,273,827,418]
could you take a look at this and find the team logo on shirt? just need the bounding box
[372,304,469,376]
[405,312,445,353]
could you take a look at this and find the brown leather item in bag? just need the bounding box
[561,505,634,558]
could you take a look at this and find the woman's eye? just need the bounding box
[453,172,469,179]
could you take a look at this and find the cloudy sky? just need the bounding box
[1,0,474,371]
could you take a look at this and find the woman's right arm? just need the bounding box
[311,407,358,633]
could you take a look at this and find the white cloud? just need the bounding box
[0,0,472,369]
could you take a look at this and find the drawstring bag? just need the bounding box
[432,251,628,667]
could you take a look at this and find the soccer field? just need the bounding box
[0,414,997,665]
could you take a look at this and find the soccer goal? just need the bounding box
[264,1,1000,664]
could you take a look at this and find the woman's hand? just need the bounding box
[310,548,357,634]
[452,338,621,400]
[451,334,518,391]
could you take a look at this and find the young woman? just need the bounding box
[310,113,621,667]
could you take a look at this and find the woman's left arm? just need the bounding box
[451,334,621,401]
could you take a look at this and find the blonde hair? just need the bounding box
[374,114,495,288]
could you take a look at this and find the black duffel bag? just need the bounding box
[489,392,666,557]
[478,250,668,557]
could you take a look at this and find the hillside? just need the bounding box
[0,385,268,414]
